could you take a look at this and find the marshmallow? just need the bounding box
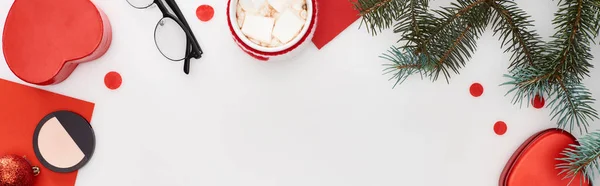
[237,14,245,28]
[239,0,266,13]
[267,0,291,13]
[269,37,283,47]
[241,14,275,43]
[300,9,307,19]
[291,0,304,11]
[249,38,261,45]
[236,6,245,27]
[272,10,305,44]
[258,5,275,17]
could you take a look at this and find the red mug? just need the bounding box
[227,0,318,61]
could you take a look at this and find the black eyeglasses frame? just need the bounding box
[130,0,203,74]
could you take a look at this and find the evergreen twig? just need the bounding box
[501,62,553,108]
[547,0,596,80]
[504,0,599,135]
[421,0,487,47]
[393,0,430,45]
[381,47,426,87]
[385,0,490,85]
[557,131,600,185]
[488,0,544,69]
[592,0,600,39]
[354,0,407,35]
[548,78,598,134]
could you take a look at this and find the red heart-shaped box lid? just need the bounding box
[500,128,592,186]
[2,0,111,85]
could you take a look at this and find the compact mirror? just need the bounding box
[33,111,95,173]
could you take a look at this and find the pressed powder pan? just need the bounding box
[33,111,95,173]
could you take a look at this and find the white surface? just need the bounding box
[1,0,600,185]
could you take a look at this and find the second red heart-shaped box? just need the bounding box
[501,128,592,186]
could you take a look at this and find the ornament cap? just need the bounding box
[32,166,40,176]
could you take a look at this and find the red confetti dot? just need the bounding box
[470,83,484,97]
[494,121,507,135]
[104,71,122,90]
[532,94,545,109]
[196,5,214,22]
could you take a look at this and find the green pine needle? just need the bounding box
[427,0,490,81]
[502,64,554,108]
[382,0,490,84]
[504,0,600,135]
[393,0,431,45]
[380,47,427,87]
[545,0,597,81]
[591,0,600,36]
[557,131,600,185]
[489,0,545,70]
[354,0,408,35]
[547,79,599,134]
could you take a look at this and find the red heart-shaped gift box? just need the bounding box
[3,0,112,85]
[500,128,592,186]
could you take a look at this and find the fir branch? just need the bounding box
[425,0,490,82]
[382,0,490,85]
[502,63,554,108]
[438,25,472,66]
[546,0,597,80]
[383,0,486,84]
[394,0,483,67]
[354,0,407,35]
[488,0,544,70]
[593,0,600,38]
[503,0,599,136]
[504,67,598,134]
[421,0,488,47]
[381,47,426,87]
[360,0,394,15]
[557,131,600,185]
[393,0,431,44]
[431,24,474,81]
[547,78,598,134]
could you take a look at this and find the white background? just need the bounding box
[1,0,600,185]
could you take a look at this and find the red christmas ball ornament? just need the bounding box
[0,155,40,186]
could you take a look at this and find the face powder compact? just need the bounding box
[33,111,96,173]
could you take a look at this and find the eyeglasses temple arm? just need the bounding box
[164,0,203,57]
[183,41,192,74]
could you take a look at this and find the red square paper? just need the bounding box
[312,0,360,49]
[0,78,94,186]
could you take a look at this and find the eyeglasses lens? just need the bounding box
[126,0,154,9]
[154,17,188,61]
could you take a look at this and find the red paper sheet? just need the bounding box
[0,78,94,186]
[312,0,360,49]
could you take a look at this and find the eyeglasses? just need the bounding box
[127,0,203,74]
